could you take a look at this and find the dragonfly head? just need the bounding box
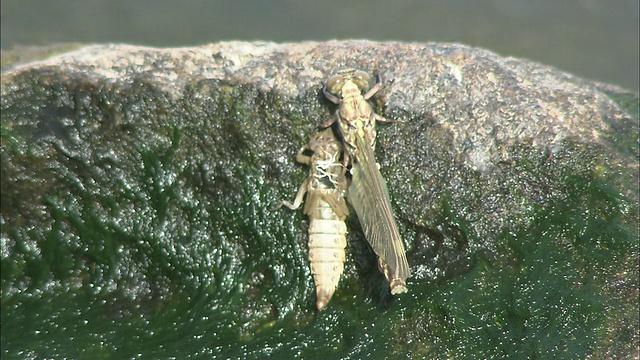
[324,69,372,99]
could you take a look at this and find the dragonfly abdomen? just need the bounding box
[308,216,347,310]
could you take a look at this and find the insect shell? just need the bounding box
[280,127,349,310]
[321,69,410,295]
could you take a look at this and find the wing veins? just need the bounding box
[347,132,410,282]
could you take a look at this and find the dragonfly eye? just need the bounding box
[351,71,371,91]
[325,75,345,95]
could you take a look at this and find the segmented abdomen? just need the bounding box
[281,127,348,310]
[307,196,347,310]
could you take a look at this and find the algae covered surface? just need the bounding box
[1,43,638,358]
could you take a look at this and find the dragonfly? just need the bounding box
[321,69,409,294]
[280,127,349,310]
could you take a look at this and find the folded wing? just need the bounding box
[347,132,409,293]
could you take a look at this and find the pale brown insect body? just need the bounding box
[322,69,410,295]
[281,128,349,310]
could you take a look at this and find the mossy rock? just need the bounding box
[2,41,637,358]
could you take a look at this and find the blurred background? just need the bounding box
[1,0,638,91]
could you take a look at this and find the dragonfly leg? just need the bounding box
[279,177,310,210]
[363,73,382,100]
[323,83,341,104]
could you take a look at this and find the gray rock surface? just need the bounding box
[2,41,637,358]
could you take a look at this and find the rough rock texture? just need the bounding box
[2,41,638,358]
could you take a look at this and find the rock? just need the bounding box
[1,41,637,358]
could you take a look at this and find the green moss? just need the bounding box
[2,68,637,358]
[380,170,637,359]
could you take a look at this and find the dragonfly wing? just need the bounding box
[347,132,410,292]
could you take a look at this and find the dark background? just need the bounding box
[2,1,638,91]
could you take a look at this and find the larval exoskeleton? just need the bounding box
[280,127,349,310]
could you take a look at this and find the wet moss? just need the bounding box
[383,171,637,359]
[2,60,638,358]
